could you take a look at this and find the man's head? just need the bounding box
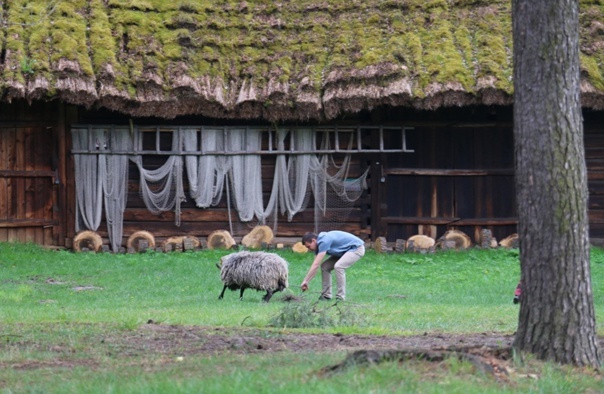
[302,232,317,251]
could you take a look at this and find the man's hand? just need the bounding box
[300,283,308,292]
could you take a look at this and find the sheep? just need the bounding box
[217,251,289,302]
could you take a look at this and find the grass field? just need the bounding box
[0,242,602,393]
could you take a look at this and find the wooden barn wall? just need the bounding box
[0,101,67,246]
[380,125,516,244]
[585,111,604,245]
[4,101,604,249]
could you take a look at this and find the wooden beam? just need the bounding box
[381,216,518,226]
[0,219,58,228]
[63,104,78,247]
[381,216,460,225]
[0,122,58,128]
[385,168,514,176]
[452,218,518,226]
[0,170,56,178]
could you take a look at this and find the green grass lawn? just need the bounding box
[0,244,532,331]
[0,242,602,393]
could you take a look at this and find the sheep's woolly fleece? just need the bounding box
[219,251,289,292]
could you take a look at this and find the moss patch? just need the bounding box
[0,0,602,109]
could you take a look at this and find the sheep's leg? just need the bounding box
[263,290,274,302]
[239,288,245,300]
[218,284,228,300]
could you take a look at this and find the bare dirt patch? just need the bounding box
[5,323,604,376]
[104,324,603,379]
[110,323,517,356]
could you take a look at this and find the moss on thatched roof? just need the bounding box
[1,0,603,120]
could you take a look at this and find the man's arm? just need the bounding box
[300,251,326,291]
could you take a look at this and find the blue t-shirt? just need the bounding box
[316,231,363,257]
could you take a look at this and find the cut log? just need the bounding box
[163,235,201,252]
[406,235,435,251]
[207,230,236,250]
[438,230,471,250]
[292,241,309,253]
[127,230,156,252]
[395,239,407,253]
[480,229,493,248]
[499,233,519,249]
[73,231,103,252]
[241,225,274,249]
[374,236,392,253]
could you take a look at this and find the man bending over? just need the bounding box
[300,231,365,301]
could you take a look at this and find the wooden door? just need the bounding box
[0,126,59,245]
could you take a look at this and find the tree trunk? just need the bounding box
[512,0,600,367]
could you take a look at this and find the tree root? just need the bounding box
[319,346,512,379]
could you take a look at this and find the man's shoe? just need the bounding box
[318,295,332,301]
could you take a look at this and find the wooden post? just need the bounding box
[62,103,78,247]
[370,158,383,241]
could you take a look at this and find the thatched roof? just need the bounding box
[2,0,604,121]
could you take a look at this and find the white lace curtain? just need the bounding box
[73,126,368,251]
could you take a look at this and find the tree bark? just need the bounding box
[512,0,600,367]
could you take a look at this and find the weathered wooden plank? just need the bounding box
[121,207,361,222]
[0,170,56,177]
[588,210,604,223]
[0,219,58,228]
[588,194,604,209]
[382,216,518,226]
[587,171,604,180]
[452,218,518,226]
[385,168,514,176]
[381,216,460,225]
[14,129,26,225]
[0,128,8,241]
[0,185,6,241]
[41,127,56,245]
[6,127,18,242]
[0,119,58,128]
[24,127,36,242]
[369,166,381,238]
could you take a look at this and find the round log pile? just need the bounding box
[163,235,201,252]
[241,225,274,249]
[374,236,392,253]
[406,235,435,253]
[292,241,308,253]
[207,230,236,250]
[127,231,155,252]
[73,230,103,252]
[499,233,519,248]
[437,229,472,250]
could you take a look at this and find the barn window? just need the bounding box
[72,125,414,155]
